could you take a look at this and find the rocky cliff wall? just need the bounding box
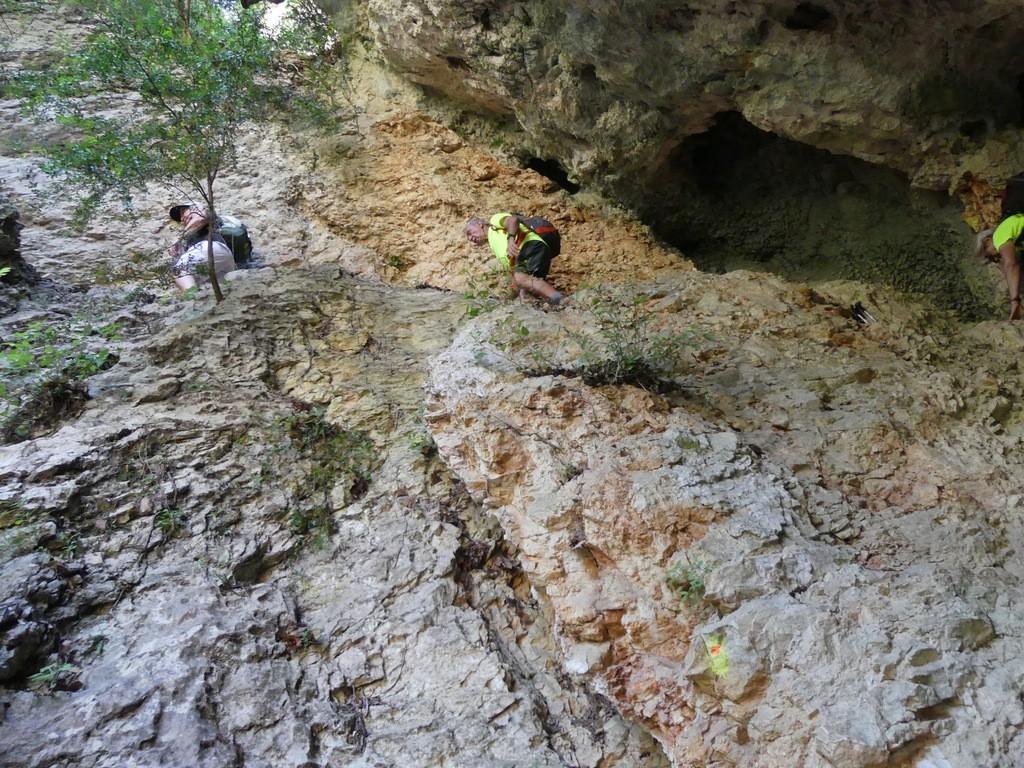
[0,6,673,766]
[364,0,1024,197]
[3,3,1024,768]
[426,273,1024,767]
[0,194,34,315]
[359,0,1024,317]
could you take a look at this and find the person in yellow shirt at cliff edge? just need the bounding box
[976,175,1024,320]
[464,213,568,306]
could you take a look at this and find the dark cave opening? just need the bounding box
[959,119,988,143]
[1015,73,1024,126]
[783,2,837,32]
[640,111,986,319]
[525,157,581,194]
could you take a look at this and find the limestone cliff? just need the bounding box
[360,0,1024,320]
[427,275,1024,767]
[2,3,1024,768]
[363,0,1024,200]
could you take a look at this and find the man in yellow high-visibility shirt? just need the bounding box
[465,213,568,305]
[976,215,1024,321]
[973,174,1024,320]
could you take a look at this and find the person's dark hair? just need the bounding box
[1001,175,1024,220]
[169,204,192,222]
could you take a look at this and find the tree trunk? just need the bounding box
[176,0,191,36]
[205,176,224,303]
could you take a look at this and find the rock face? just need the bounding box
[0,268,665,768]
[0,197,22,264]
[425,275,1024,766]
[0,195,35,315]
[0,6,669,766]
[361,0,1024,318]
[4,3,1024,767]
[364,0,1024,195]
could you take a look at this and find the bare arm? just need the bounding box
[999,241,1022,320]
[501,215,522,260]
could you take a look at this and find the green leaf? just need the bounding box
[14,0,339,224]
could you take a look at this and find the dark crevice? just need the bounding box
[1016,72,1024,126]
[651,9,697,34]
[524,157,580,194]
[959,119,987,143]
[784,2,837,32]
[915,699,960,722]
[440,483,670,766]
[638,110,986,319]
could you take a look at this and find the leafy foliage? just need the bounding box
[28,662,79,692]
[16,0,335,205]
[567,283,709,389]
[0,500,36,529]
[462,265,515,318]
[408,405,436,456]
[155,507,187,535]
[12,0,338,297]
[272,408,375,547]
[463,273,711,388]
[665,556,710,603]
[0,318,120,442]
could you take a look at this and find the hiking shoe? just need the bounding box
[543,297,570,312]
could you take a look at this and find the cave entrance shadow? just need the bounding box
[638,111,986,320]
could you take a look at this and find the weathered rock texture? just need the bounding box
[0,268,668,768]
[364,0,1024,196]
[359,0,1024,318]
[425,275,1024,767]
[3,2,1024,768]
[0,6,671,766]
[0,194,34,315]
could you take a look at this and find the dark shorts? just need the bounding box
[514,240,552,278]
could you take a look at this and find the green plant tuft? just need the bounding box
[155,508,187,535]
[272,408,376,545]
[407,405,436,456]
[461,265,516,318]
[0,318,119,442]
[28,662,78,692]
[568,283,709,390]
[665,556,711,603]
[0,501,35,529]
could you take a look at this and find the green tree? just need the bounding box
[13,0,336,301]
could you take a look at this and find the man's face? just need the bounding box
[465,222,486,245]
[983,236,998,259]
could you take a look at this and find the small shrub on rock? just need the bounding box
[568,283,708,390]
[665,555,710,603]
